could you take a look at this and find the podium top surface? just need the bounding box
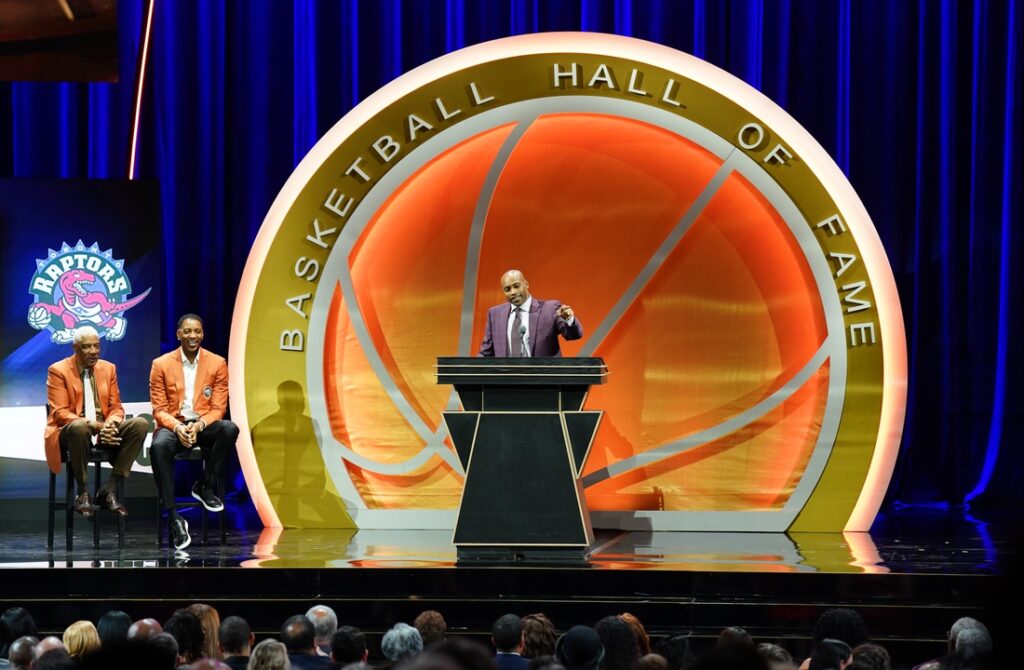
[436,357,608,386]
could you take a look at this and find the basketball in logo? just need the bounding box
[231,34,906,533]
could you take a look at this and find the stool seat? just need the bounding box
[47,442,126,551]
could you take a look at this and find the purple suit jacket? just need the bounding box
[479,298,583,357]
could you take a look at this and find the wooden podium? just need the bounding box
[437,357,607,563]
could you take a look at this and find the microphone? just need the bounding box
[518,324,528,357]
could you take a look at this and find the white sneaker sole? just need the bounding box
[192,489,225,512]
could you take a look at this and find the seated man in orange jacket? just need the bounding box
[149,313,238,550]
[44,325,148,517]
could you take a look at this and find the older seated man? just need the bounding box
[44,326,147,517]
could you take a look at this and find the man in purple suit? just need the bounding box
[479,269,583,357]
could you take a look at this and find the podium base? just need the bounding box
[456,546,591,567]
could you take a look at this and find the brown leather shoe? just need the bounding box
[73,491,94,517]
[96,490,128,517]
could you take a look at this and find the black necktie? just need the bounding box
[510,308,523,357]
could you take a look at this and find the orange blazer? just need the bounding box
[44,356,125,474]
[149,347,229,432]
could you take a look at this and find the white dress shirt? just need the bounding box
[180,349,200,421]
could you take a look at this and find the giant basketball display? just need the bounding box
[230,34,906,532]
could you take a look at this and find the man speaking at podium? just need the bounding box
[479,269,582,357]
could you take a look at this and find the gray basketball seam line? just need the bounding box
[581,337,832,487]
[579,150,740,357]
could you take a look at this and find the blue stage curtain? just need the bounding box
[1,0,1020,511]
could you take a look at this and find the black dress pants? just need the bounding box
[150,420,239,510]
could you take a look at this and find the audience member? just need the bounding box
[757,643,797,670]
[249,639,291,670]
[716,627,754,652]
[635,653,667,670]
[219,616,255,670]
[305,606,338,657]
[190,659,232,670]
[1,619,11,666]
[555,626,604,670]
[281,615,332,670]
[594,616,639,670]
[189,603,223,661]
[850,643,890,670]
[527,656,565,670]
[811,609,868,650]
[32,637,65,662]
[522,615,557,659]
[651,635,694,670]
[2,609,38,642]
[97,610,132,648]
[414,611,447,648]
[62,620,100,660]
[128,618,163,640]
[8,636,38,670]
[690,645,768,670]
[809,639,852,670]
[618,614,650,656]
[381,623,423,665]
[330,626,368,666]
[166,609,207,666]
[493,614,528,670]
[32,650,74,670]
[424,638,504,670]
[151,632,181,669]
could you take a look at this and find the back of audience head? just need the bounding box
[33,648,75,670]
[128,617,163,641]
[150,632,181,669]
[188,603,223,661]
[492,614,523,653]
[811,609,868,649]
[555,625,604,670]
[248,639,291,670]
[528,656,566,670]
[618,614,650,656]
[414,610,447,648]
[189,658,232,670]
[953,624,992,659]
[166,608,206,664]
[756,643,796,670]
[3,608,38,640]
[281,615,317,655]
[635,653,667,670]
[382,622,423,662]
[809,638,852,670]
[331,626,368,665]
[690,644,767,670]
[522,614,556,659]
[219,616,254,658]
[850,643,890,670]
[97,610,132,649]
[33,636,66,662]
[717,627,754,652]
[305,605,338,650]
[947,618,986,653]
[415,638,500,670]
[594,615,639,670]
[651,634,694,670]
[9,635,39,670]
[62,620,100,660]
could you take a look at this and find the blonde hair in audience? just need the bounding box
[63,620,100,659]
[248,638,291,670]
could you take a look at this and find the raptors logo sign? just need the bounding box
[231,34,907,533]
[28,241,151,344]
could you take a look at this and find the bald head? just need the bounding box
[127,618,163,640]
[32,636,65,660]
[500,269,530,307]
[188,659,231,670]
[10,635,39,669]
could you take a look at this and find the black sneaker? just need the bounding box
[191,482,225,512]
[171,516,191,550]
